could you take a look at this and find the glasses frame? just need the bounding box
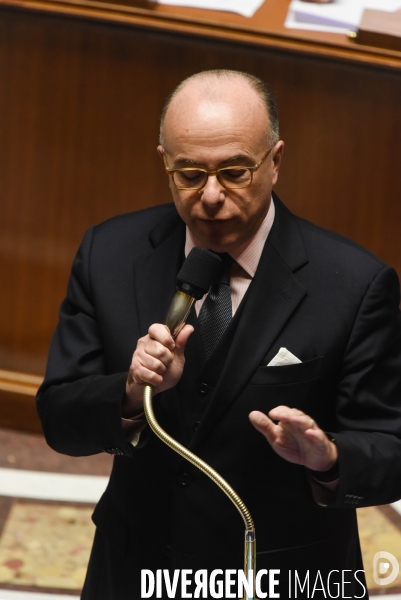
[162,144,275,191]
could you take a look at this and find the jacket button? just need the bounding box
[177,473,191,487]
[193,421,201,431]
[199,383,209,395]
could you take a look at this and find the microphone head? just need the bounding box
[176,247,221,300]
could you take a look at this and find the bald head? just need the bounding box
[159,70,279,147]
[161,77,272,157]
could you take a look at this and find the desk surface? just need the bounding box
[1,0,401,69]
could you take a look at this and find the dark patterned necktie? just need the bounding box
[198,252,234,360]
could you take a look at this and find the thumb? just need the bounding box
[174,324,194,357]
[249,411,276,444]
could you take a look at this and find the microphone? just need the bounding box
[165,247,221,338]
[145,247,256,599]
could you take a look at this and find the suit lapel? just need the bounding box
[132,208,185,337]
[189,196,309,448]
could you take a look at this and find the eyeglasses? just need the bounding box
[162,145,275,191]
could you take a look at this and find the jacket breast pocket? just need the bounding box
[251,356,324,386]
[248,356,326,421]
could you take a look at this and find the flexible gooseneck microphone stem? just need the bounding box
[142,248,257,600]
[143,385,256,598]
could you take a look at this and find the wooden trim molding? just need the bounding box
[0,370,43,433]
[0,370,43,396]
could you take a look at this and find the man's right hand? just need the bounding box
[122,323,194,417]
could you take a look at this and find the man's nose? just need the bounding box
[200,174,225,206]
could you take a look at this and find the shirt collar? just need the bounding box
[184,197,275,278]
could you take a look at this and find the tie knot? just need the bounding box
[214,253,234,285]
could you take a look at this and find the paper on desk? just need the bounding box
[156,0,265,18]
[285,0,401,34]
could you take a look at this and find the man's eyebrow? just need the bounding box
[175,158,203,166]
[174,154,253,167]
[220,154,253,165]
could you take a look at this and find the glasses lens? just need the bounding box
[218,168,252,189]
[173,169,208,189]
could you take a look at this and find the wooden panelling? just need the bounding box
[0,0,400,429]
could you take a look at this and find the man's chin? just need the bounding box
[198,237,239,253]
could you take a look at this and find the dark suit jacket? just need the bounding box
[37,196,401,599]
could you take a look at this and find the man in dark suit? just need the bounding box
[37,70,401,599]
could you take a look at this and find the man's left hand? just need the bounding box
[249,406,338,472]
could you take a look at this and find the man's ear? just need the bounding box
[157,145,164,160]
[273,140,284,167]
[272,141,284,185]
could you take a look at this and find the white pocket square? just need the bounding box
[267,347,302,366]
